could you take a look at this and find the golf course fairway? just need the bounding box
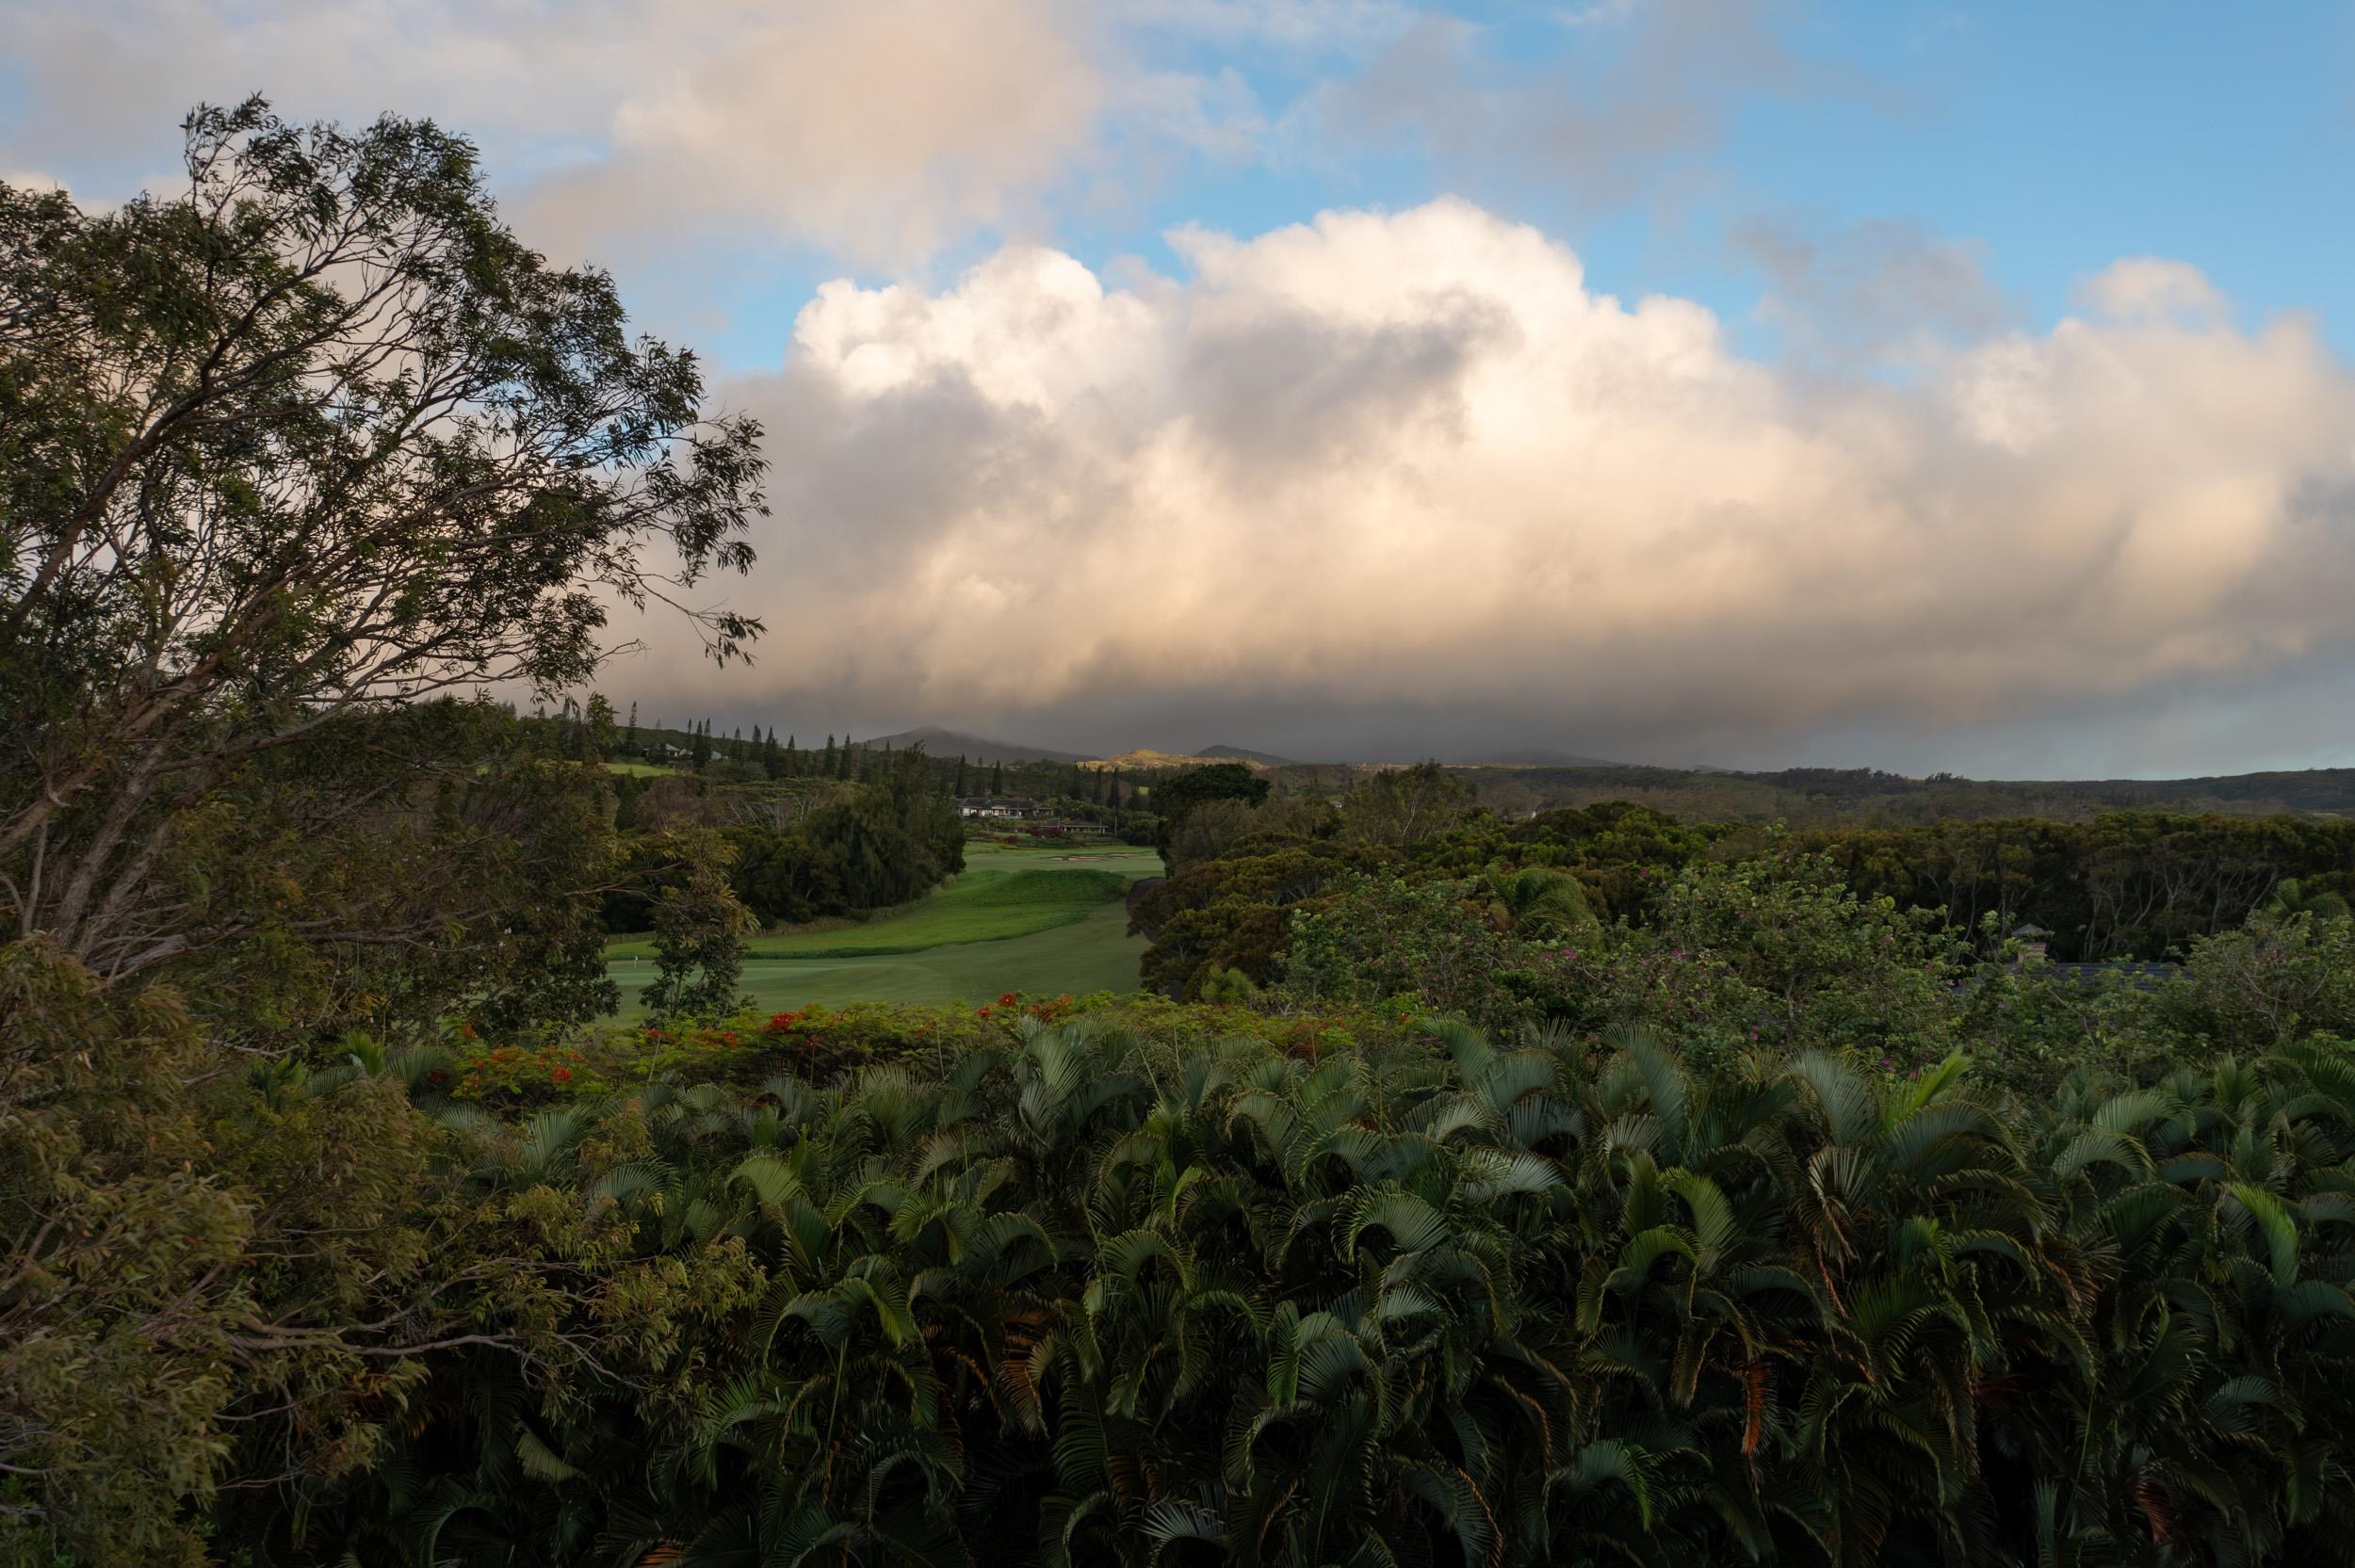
[605,843,1162,1013]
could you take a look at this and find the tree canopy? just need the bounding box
[0,99,765,991]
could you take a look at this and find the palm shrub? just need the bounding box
[191,1016,2355,1566]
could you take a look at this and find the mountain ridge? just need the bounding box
[1196,743,1300,766]
[858,726,1094,766]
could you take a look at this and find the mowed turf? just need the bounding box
[603,843,1162,1014]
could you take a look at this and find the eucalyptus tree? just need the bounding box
[0,99,764,1018]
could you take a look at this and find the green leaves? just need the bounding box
[4,98,765,1031]
[36,943,2355,1563]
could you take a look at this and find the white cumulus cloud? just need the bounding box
[654,198,2355,760]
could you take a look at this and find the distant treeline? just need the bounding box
[1804,813,2355,961]
[1135,784,2355,994]
[527,703,1178,819]
[1257,760,2355,827]
[573,718,1166,932]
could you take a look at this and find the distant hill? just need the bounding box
[1090,748,1243,772]
[1464,746,1618,767]
[860,726,1094,765]
[1197,744,1299,767]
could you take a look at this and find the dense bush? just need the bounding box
[1801,813,2355,961]
[17,872,2355,1562]
[1138,803,2355,999]
[1280,869,1519,1026]
[21,992,2347,1564]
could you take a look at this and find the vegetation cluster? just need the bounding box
[1134,774,2355,1002]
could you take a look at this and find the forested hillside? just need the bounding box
[1385,762,2355,826]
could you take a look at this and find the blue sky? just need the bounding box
[591,2,2355,376]
[6,2,2354,772]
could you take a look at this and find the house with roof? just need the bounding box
[958,796,1053,820]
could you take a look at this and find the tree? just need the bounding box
[1279,868,1517,1023]
[1155,762,1270,819]
[0,101,764,983]
[582,692,620,762]
[639,830,752,1017]
[1150,762,1270,858]
[1339,761,1472,848]
[2268,877,2353,922]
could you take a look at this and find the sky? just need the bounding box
[5,1,2353,775]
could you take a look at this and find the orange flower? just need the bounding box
[551,1067,573,1083]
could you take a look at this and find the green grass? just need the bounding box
[608,900,1149,1014]
[605,866,1126,961]
[602,842,1164,1014]
[603,761,677,777]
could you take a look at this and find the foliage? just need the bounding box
[1161,795,1335,873]
[1399,759,2355,826]
[0,103,763,994]
[2154,909,2355,1049]
[640,830,754,1019]
[1129,839,1390,998]
[1131,799,1718,1000]
[1337,759,1476,847]
[70,1005,2355,1565]
[1148,763,1272,859]
[1,936,767,1565]
[2268,878,2354,922]
[1479,865,1598,940]
[1281,869,1522,1028]
[1196,964,1262,1004]
[0,941,244,1565]
[1808,812,2355,961]
[1151,761,1272,816]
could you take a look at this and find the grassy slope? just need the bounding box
[609,900,1149,1013]
[606,865,1125,961]
[604,844,1162,1013]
